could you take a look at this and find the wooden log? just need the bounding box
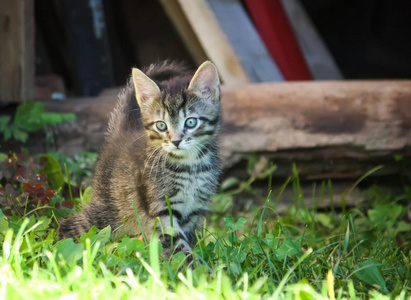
[3,81,410,180]
[0,0,34,103]
[219,80,411,179]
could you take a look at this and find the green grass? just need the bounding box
[0,155,411,299]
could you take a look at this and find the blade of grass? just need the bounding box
[257,191,271,237]
[64,163,74,203]
[292,163,306,210]
[132,200,148,244]
[165,195,173,251]
[346,165,384,197]
[328,179,335,217]
[273,248,313,298]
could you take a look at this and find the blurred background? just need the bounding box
[1,0,410,102]
[1,0,410,185]
[0,0,410,221]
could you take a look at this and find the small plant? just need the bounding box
[0,101,76,142]
[0,152,73,218]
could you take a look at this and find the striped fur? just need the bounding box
[58,61,221,256]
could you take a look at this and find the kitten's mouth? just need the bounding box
[167,148,188,159]
[163,145,187,155]
[171,148,186,154]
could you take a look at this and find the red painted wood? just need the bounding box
[244,0,312,80]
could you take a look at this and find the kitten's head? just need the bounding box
[132,61,220,159]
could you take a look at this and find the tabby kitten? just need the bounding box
[58,61,221,256]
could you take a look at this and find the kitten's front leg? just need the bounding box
[155,215,192,257]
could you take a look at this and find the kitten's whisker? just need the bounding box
[192,143,208,163]
[219,127,234,133]
[132,133,147,144]
[162,152,169,176]
[144,146,162,173]
[149,150,164,180]
[187,147,198,173]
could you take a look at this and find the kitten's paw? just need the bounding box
[159,234,191,256]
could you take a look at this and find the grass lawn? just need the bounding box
[0,152,410,299]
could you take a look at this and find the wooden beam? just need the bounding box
[206,0,283,82]
[0,0,34,103]
[160,0,250,86]
[159,0,208,66]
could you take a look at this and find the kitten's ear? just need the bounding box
[188,61,220,100]
[132,68,161,106]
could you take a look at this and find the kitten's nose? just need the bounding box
[171,140,182,147]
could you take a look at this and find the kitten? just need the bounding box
[58,61,221,256]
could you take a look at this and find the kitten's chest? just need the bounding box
[162,169,215,203]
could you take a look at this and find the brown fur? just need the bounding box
[58,61,221,256]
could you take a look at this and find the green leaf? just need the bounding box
[170,252,186,272]
[0,116,13,141]
[78,226,111,250]
[234,217,247,231]
[14,101,46,131]
[3,129,12,140]
[276,240,302,261]
[40,112,76,126]
[78,226,99,243]
[0,116,11,130]
[223,216,247,234]
[13,101,76,134]
[395,221,411,233]
[35,216,52,233]
[394,154,403,162]
[0,152,8,162]
[90,225,111,249]
[38,154,65,190]
[55,238,85,265]
[223,216,235,233]
[354,260,389,294]
[0,208,8,233]
[117,237,144,257]
[368,204,403,228]
[316,213,333,229]
[220,177,240,191]
[81,186,94,205]
[12,129,29,142]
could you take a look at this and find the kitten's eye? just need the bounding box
[156,121,167,131]
[185,118,198,128]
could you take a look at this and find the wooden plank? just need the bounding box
[0,0,34,103]
[160,0,250,86]
[159,0,208,66]
[206,0,283,82]
[61,0,114,96]
[244,0,312,80]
